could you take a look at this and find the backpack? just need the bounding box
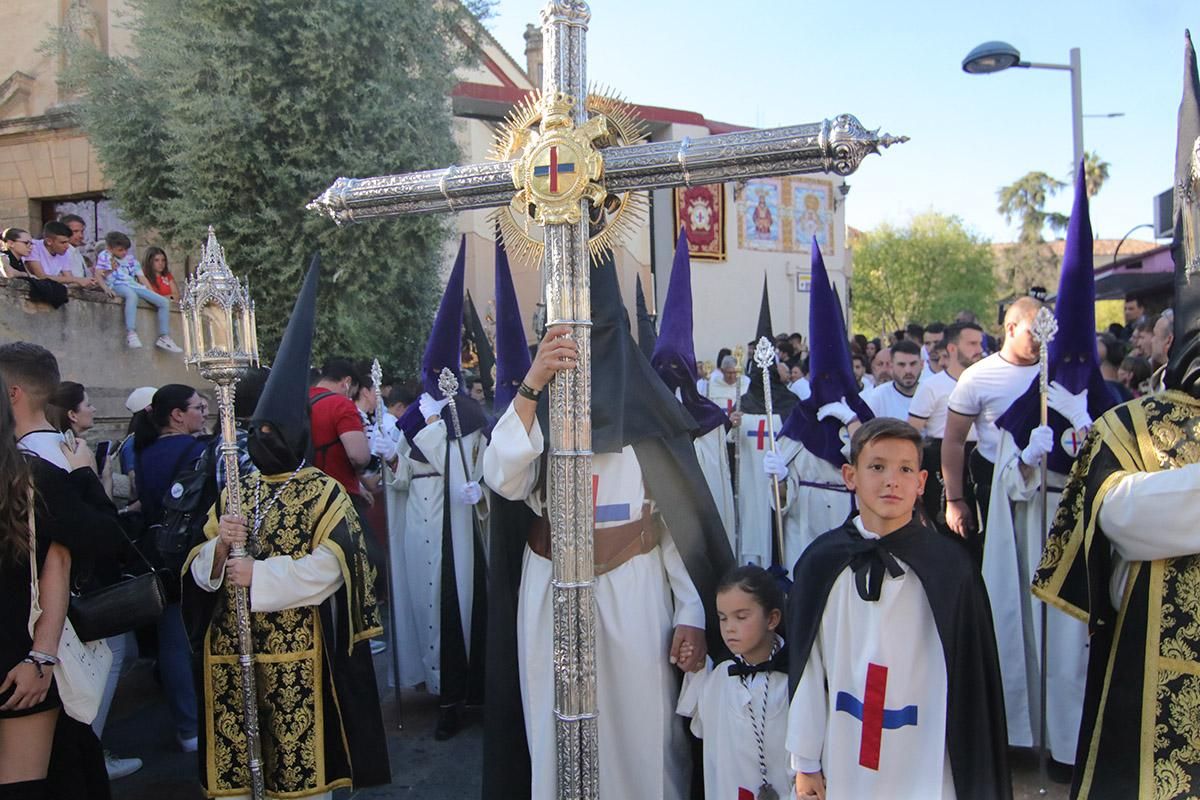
[148,439,219,576]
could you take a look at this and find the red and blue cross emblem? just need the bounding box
[592,474,630,524]
[532,146,576,194]
[747,419,776,450]
[835,662,918,770]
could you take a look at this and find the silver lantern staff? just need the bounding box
[438,368,488,571]
[371,358,404,728]
[753,337,787,565]
[1031,305,1058,793]
[180,226,263,800]
[730,343,745,562]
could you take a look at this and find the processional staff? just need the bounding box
[731,343,745,562]
[438,367,490,570]
[754,337,787,566]
[307,4,905,795]
[179,227,264,800]
[371,358,405,728]
[1031,305,1059,792]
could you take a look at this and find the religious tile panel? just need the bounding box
[673,183,725,261]
[735,176,836,256]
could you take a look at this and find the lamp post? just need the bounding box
[179,226,263,800]
[963,41,1084,167]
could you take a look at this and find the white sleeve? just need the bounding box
[947,371,979,417]
[675,659,713,738]
[482,403,544,502]
[249,543,344,613]
[787,635,828,775]
[1098,462,1200,562]
[413,420,449,476]
[661,530,705,629]
[189,537,224,592]
[907,382,934,420]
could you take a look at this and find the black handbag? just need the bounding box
[68,532,167,643]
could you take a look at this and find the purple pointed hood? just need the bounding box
[779,240,873,467]
[493,233,530,413]
[997,165,1119,472]
[397,236,487,460]
[650,229,729,437]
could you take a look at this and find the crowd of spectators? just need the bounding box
[0,218,183,353]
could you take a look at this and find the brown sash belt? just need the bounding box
[527,504,662,576]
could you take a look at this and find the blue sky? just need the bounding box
[484,1,1193,245]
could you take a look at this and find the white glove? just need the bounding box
[418,392,450,421]
[789,379,812,401]
[817,399,857,426]
[1020,425,1054,466]
[459,481,483,505]
[1047,381,1092,430]
[762,451,788,480]
[370,430,397,461]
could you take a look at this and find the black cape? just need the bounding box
[787,520,1011,800]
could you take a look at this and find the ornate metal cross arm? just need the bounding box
[305,116,906,226]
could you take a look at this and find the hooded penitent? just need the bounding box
[635,274,658,362]
[464,290,496,403]
[248,253,321,475]
[650,229,728,438]
[778,240,873,467]
[756,273,774,342]
[996,165,1119,474]
[396,237,487,460]
[491,233,530,414]
[1167,29,1200,394]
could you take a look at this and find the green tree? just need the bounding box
[850,213,996,337]
[997,150,1110,244]
[54,0,491,374]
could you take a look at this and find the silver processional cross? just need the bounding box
[308,3,905,796]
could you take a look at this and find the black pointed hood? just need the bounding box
[249,253,320,473]
[635,274,657,361]
[1167,29,1200,393]
[537,250,694,453]
[756,274,774,342]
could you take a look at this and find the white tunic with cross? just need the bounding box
[733,412,783,566]
[786,517,955,799]
[482,404,704,800]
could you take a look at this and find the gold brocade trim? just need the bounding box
[1078,561,1143,798]
[1144,560,1165,798]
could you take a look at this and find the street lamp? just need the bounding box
[963,41,1084,168]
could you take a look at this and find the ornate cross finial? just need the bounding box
[370,359,383,392]
[753,336,775,370]
[438,367,459,399]
[1032,306,1059,350]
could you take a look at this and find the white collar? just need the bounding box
[851,515,881,541]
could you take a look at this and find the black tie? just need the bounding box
[850,539,905,602]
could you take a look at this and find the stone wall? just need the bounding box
[0,276,199,443]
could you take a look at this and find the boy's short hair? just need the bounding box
[104,231,132,250]
[890,338,921,358]
[943,321,982,346]
[320,358,359,383]
[41,221,71,240]
[849,417,923,465]
[0,342,61,406]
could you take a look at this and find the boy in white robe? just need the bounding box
[787,418,1009,800]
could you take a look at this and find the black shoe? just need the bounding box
[434,704,460,741]
[1048,758,1074,785]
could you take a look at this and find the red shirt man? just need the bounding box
[308,359,370,496]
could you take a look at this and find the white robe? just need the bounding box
[733,412,783,566]
[676,641,793,800]
[787,517,955,800]
[482,405,703,800]
[703,374,750,414]
[383,435,432,689]
[694,424,736,551]
[777,440,854,571]
[401,420,486,695]
[982,430,1087,763]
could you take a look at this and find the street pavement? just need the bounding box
[104,644,1063,799]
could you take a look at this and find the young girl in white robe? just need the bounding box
[677,565,793,800]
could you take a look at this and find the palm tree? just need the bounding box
[997,171,1067,243]
[1078,150,1111,197]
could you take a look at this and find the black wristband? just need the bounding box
[518,381,542,401]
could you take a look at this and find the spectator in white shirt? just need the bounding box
[24,221,98,289]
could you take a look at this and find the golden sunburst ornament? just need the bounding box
[490,87,649,267]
